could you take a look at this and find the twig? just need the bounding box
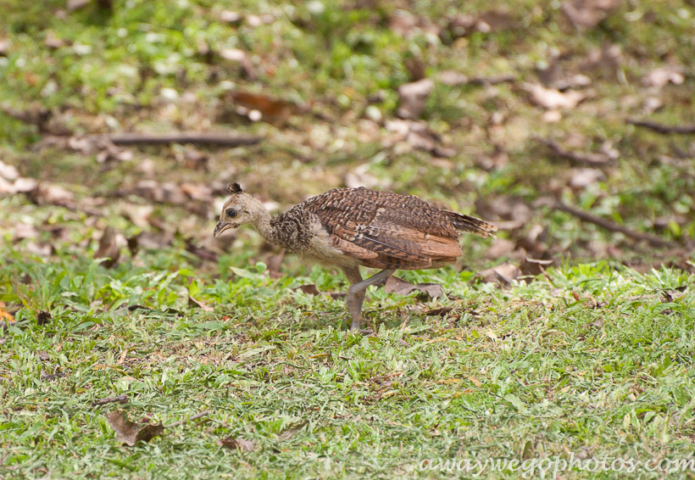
[467,74,516,86]
[554,202,679,249]
[626,119,695,135]
[537,137,613,166]
[166,410,211,428]
[91,394,128,407]
[101,132,262,147]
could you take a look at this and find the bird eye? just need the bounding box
[226,209,237,218]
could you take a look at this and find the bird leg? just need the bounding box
[341,267,395,331]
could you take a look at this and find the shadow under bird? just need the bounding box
[214,183,497,331]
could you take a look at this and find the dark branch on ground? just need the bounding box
[537,137,614,166]
[92,395,128,407]
[554,202,679,249]
[626,119,695,135]
[104,132,262,147]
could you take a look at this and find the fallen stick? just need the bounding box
[468,74,516,86]
[92,394,128,407]
[103,132,262,147]
[166,410,211,428]
[554,202,678,249]
[626,119,695,135]
[537,137,614,166]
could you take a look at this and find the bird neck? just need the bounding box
[251,208,278,244]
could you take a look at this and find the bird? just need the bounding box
[214,183,497,331]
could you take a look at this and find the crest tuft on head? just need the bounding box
[227,183,243,194]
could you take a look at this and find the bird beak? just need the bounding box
[214,221,233,238]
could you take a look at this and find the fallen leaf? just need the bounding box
[188,296,214,312]
[384,276,442,299]
[569,168,605,189]
[106,410,164,446]
[294,284,320,296]
[44,31,66,49]
[561,0,623,28]
[520,258,554,277]
[217,436,256,452]
[588,318,605,328]
[581,44,622,73]
[0,301,16,327]
[643,67,684,88]
[476,263,521,286]
[0,160,19,181]
[94,226,121,268]
[475,196,532,229]
[388,11,440,38]
[67,0,90,12]
[485,238,517,260]
[30,182,74,205]
[278,421,309,441]
[425,306,454,317]
[445,10,514,38]
[219,48,256,80]
[219,10,242,24]
[522,83,586,110]
[224,91,297,125]
[397,79,434,119]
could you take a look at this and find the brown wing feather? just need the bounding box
[301,187,492,268]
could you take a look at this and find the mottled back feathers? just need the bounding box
[277,187,497,270]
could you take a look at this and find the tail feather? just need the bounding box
[445,212,498,238]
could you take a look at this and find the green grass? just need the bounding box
[2,0,695,478]
[1,257,694,478]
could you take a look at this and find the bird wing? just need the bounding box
[302,188,465,269]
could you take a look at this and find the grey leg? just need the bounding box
[341,267,395,331]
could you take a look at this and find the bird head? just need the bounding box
[214,183,263,237]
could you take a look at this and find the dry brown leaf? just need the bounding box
[569,168,605,189]
[581,44,622,72]
[219,48,256,80]
[45,32,66,49]
[522,83,586,110]
[106,410,164,447]
[397,79,434,119]
[219,10,241,24]
[388,12,440,38]
[226,91,297,125]
[425,306,454,317]
[384,276,442,299]
[476,263,521,286]
[561,0,623,28]
[278,421,309,441]
[217,436,256,452]
[520,258,554,277]
[642,67,684,89]
[94,226,120,268]
[0,301,16,327]
[188,296,214,312]
[30,182,74,205]
[485,238,517,260]
[294,284,320,296]
[476,196,532,229]
[67,0,90,12]
[0,160,19,181]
